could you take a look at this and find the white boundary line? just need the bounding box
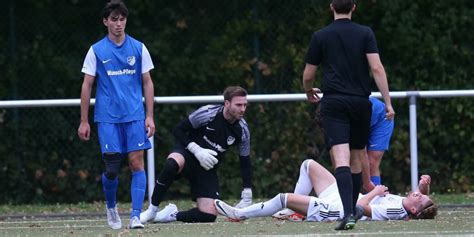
[0,225,108,230]
[1,209,473,225]
[0,226,473,236]
[244,231,474,237]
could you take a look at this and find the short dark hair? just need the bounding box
[331,0,355,14]
[102,0,129,19]
[223,86,248,101]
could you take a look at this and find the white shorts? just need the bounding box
[306,183,343,222]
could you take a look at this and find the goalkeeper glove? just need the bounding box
[186,142,218,170]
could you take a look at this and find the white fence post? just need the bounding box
[146,136,155,203]
[409,94,419,191]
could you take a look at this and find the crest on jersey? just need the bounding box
[227,136,235,145]
[127,56,136,66]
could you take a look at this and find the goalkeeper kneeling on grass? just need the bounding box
[140,86,253,224]
[215,159,437,222]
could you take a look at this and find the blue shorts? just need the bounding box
[367,118,394,151]
[97,120,151,154]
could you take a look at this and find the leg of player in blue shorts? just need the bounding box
[98,121,152,229]
[367,97,394,186]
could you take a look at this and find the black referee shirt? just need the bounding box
[305,18,379,97]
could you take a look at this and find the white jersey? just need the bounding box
[362,194,408,221]
[306,185,408,222]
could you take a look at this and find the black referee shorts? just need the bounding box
[320,94,372,150]
[171,144,220,201]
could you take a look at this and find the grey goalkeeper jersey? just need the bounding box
[187,105,250,160]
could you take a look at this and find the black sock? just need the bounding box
[351,172,362,213]
[150,158,179,206]
[335,166,353,217]
[176,208,217,223]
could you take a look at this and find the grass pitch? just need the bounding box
[0,196,473,236]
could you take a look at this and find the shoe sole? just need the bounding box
[272,214,305,222]
[335,219,356,230]
[345,222,356,230]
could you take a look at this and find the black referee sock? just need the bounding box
[351,172,362,214]
[150,158,179,206]
[335,166,353,217]
[176,208,217,223]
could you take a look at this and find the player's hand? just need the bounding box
[419,174,431,185]
[145,116,155,138]
[373,185,389,197]
[385,104,395,120]
[187,142,218,170]
[235,188,252,208]
[418,174,431,195]
[77,122,90,141]
[305,88,321,103]
[194,148,218,170]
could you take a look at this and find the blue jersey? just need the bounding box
[82,34,154,123]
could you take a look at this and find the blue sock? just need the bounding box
[371,176,381,185]
[102,173,118,209]
[131,170,146,218]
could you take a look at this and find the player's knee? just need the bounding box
[103,153,122,179]
[128,151,144,171]
[302,159,313,173]
[368,157,381,169]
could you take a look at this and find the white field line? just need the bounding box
[245,231,474,237]
[1,210,474,233]
[0,225,473,236]
[0,225,108,230]
[0,219,101,224]
[1,209,473,225]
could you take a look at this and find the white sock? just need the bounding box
[238,193,288,218]
[293,159,313,195]
[148,204,159,212]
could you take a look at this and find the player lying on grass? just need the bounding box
[214,159,437,222]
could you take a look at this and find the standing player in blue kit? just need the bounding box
[77,0,155,230]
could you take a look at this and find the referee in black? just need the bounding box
[302,0,395,230]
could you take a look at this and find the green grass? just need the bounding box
[0,194,473,236]
[430,192,474,205]
[0,207,473,236]
[0,194,472,215]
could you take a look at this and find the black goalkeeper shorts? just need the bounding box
[172,144,220,201]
